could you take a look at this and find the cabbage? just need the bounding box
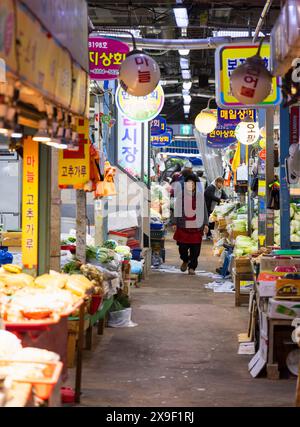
[251,216,258,230]
[232,219,247,232]
[294,212,300,221]
[251,230,258,241]
[291,234,300,242]
[274,223,280,235]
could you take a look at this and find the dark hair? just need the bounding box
[197,170,204,178]
[215,176,224,184]
[184,173,199,183]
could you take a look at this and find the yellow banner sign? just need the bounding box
[215,43,281,108]
[58,118,90,188]
[22,138,39,269]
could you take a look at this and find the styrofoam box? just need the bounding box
[257,282,276,298]
[268,298,300,320]
[259,256,300,272]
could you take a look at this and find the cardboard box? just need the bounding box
[276,278,300,299]
[0,231,22,247]
[268,298,300,319]
[257,272,285,297]
[259,256,300,272]
[230,230,248,240]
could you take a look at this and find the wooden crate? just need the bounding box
[67,317,90,369]
[234,256,252,273]
[232,268,254,307]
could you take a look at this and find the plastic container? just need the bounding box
[150,230,165,240]
[61,387,75,404]
[108,231,128,246]
[89,295,103,315]
[150,223,164,230]
[131,248,142,261]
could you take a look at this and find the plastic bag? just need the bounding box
[108,308,137,328]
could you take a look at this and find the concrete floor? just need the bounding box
[68,238,296,407]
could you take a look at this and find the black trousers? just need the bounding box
[178,242,201,270]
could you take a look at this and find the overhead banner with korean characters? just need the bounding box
[150,116,167,135]
[215,43,281,108]
[151,131,172,148]
[22,138,39,270]
[58,118,90,188]
[117,110,142,178]
[89,36,129,80]
[116,84,165,122]
[207,108,256,149]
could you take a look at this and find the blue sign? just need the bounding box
[166,126,173,140]
[151,131,172,148]
[206,125,237,149]
[217,108,256,127]
[150,116,167,135]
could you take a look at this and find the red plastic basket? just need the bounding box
[89,295,103,315]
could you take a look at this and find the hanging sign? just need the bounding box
[150,116,166,135]
[117,110,142,178]
[206,125,237,149]
[58,118,90,188]
[22,138,39,270]
[215,43,281,108]
[116,84,165,122]
[166,126,173,140]
[88,36,129,80]
[217,108,256,127]
[151,131,172,148]
[259,149,267,161]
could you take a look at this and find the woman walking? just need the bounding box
[172,174,209,275]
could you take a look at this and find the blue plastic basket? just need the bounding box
[150,223,164,230]
[131,248,142,261]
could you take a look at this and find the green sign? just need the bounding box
[180,124,192,135]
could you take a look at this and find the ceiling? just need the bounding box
[88,0,281,123]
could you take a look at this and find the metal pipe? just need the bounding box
[252,0,273,43]
[92,30,253,50]
[164,93,214,99]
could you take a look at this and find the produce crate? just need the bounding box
[234,256,252,273]
[150,229,165,240]
[232,268,254,307]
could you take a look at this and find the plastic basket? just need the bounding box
[131,248,142,261]
[108,231,128,246]
[150,223,164,230]
[150,230,165,240]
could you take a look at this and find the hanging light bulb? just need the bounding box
[119,38,160,97]
[33,119,51,143]
[235,119,260,145]
[230,39,272,105]
[194,98,217,134]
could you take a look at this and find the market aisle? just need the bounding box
[69,238,296,407]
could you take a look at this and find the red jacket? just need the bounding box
[173,192,203,244]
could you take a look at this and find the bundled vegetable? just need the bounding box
[234,235,258,256]
[102,240,118,250]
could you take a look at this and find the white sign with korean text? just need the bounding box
[117,111,142,178]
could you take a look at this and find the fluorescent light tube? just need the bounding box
[173,8,188,28]
[178,49,190,56]
[183,81,192,90]
[182,69,191,79]
[184,105,190,114]
[180,57,189,70]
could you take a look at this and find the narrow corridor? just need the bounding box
[69,239,296,407]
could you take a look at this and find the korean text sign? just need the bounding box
[117,111,142,178]
[215,43,281,108]
[22,138,39,269]
[207,108,256,148]
[150,116,166,135]
[151,132,172,148]
[116,84,165,122]
[89,36,129,80]
[58,118,90,188]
